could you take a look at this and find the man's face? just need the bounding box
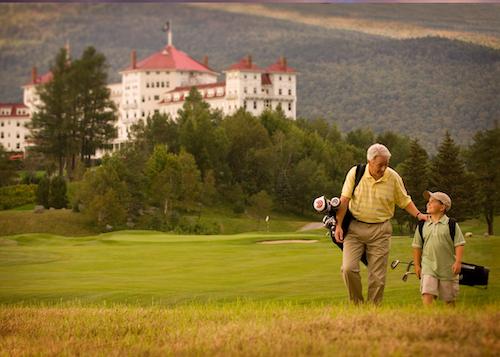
[368,156,389,179]
[426,197,445,214]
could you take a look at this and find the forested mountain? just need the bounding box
[1,3,499,151]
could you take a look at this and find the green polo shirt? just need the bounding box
[412,215,466,281]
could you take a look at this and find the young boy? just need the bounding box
[412,191,466,305]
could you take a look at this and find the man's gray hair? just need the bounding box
[367,143,392,161]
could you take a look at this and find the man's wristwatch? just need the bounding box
[416,212,421,219]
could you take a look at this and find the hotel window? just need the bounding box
[244,75,247,79]
[146,71,150,75]
[154,95,159,100]
[157,82,160,87]
[244,87,247,94]
[142,112,145,117]
[254,75,257,80]
[253,101,257,109]
[0,132,3,138]
[253,88,257,94]
[288,89,292,95]
[142,96,145,103]
[161,82,165,88]
[289,76,291,81]
[16,143,20,149]
[16,133,20,138]
[16,122,20,127]
[154,110,159,115]
[244,101,247,109]
[279,76,282,81]
[146,83,150,88]
[1,122,3,127]
[167,81,170,87]
[288,103,292,111]
[279,89,282,95]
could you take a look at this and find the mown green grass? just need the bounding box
[0,230,497,306]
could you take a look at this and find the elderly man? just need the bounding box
[335,143,427,304]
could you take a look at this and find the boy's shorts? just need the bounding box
[420,274,459,302]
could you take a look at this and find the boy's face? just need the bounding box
[426,197,446,215]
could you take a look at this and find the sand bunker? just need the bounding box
[258,239,319,245]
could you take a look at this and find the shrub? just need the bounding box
[36,176,50,208]
[0,184,37,210]
[48,176,68,209]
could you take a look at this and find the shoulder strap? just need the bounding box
[448,217,456,242]
[353,164,366,195]
[418,220,425,245]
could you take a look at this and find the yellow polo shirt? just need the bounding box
[341,165,412,223]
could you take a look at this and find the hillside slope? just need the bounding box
[0,3,498,150]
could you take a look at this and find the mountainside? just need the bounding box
[0,3,499,151]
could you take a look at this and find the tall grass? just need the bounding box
[1,302,499,356]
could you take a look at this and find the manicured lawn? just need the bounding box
[0,230,497,306]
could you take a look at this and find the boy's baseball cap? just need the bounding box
[423,190,452,211]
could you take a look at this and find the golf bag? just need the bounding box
[313,164,368,266]
[459,262,489,287]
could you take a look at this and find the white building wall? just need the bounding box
[0,109,31,152]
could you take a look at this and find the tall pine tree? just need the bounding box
[30,48,72,176]
[399,139,430,231]
[430,132,469,221]
[467,126,500,235]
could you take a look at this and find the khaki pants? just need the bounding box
[342,219,392,304]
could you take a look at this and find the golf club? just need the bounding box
[402,272,416,282]
[390,260,413,270]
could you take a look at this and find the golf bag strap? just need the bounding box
[418,217,457,246]
[353,164,365,195]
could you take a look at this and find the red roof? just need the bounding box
[266,58,296,73]
[226,56,264,72]
[25,71,53,86]
[124,45,216,73]
[0,103,30,117]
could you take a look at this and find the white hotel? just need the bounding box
[1,28,297,156]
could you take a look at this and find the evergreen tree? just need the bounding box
[399,139,430,232]
[48,175,68,209]
[35,175,50,208]
[467,126,500,235]
[71,46,117,166]
[430,132,469,221]
[30,48,72,176]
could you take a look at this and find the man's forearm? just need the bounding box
[336,196,350,225]
[405,201,422,219]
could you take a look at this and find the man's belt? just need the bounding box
[353,217,386,224]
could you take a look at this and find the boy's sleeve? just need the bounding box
[412,227,423,248]
[340,166,357,199]
[454,223,466,246]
